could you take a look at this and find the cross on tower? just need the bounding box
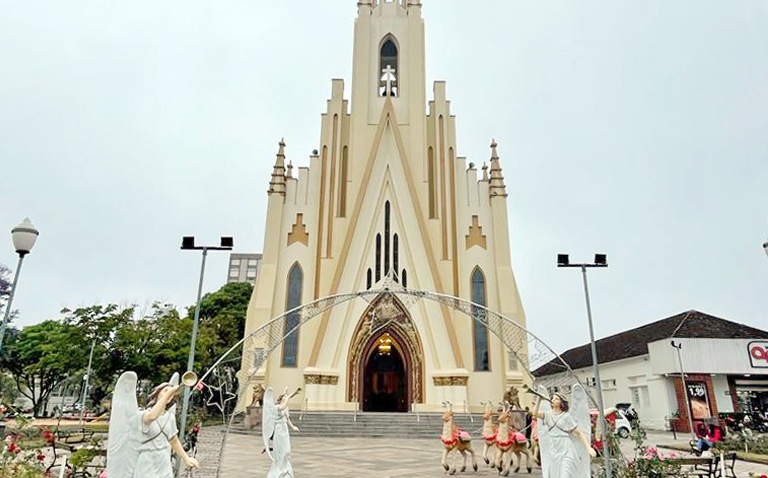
[380,64,397,96]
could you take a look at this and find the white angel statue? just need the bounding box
[262,386,301,478]
[533,384,595,478]
[106,371,200,478]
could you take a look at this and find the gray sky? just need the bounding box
[1,0,766,355]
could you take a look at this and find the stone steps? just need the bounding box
[232,411,484,439]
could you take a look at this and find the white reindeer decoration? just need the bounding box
[439,400,478,475]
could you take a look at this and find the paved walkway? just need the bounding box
[204,430,767,477]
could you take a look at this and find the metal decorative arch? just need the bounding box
[186,283,593,476]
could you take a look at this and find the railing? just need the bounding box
[353,402,359,422]
[412,402,420,422]
[464,399,473,423]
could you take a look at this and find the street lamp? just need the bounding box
[671,340,696,438]
[0,218,39,354]
[557,253,612,478]
[178,235,233,442]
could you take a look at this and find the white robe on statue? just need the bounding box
[262,388,294,478]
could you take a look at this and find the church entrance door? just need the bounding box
[362,333,408,412]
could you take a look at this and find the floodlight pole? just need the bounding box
[558,253,612,478]
[178,236,233,445]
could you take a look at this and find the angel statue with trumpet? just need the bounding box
[528,383,596,478]
[262,386,302,478]
[106,371,200,478]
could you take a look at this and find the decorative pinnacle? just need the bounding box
[482,162,489,181]
[268,139,287,195]
[489,140,507,197]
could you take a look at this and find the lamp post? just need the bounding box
[178,236,233,442]
[557,253,612,478]
[671,340,696,438]
[79,339,96,425]
[0,218,39,354]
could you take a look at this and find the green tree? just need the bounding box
[187,282,253,372]
[0,263,17,325]
[0,320,87,416]
[0,372,19,405]
[63,303,190,407]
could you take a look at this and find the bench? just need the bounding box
[659,453,737,478]
[45,428,99,475]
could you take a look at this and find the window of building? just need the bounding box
[281,263,303,367]
[630,385,651,408]
[248,259,259,266]
[229,268,239,277]
[585,377,596,387]
[246,268,257,278]
[602,379,617,390]
[379,37,398,97]
[471,267,489,371]
[230,259,241,266]
[375,234,381,281]
[384,201,391,275]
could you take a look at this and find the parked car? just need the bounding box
[590,407,633,438]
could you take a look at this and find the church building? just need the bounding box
[243,0,529,413]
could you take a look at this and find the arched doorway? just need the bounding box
[362,332,408,412]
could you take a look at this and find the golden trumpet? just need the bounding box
[181,371,198,387]
[522,384,551,402]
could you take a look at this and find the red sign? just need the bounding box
[748,341,768,368]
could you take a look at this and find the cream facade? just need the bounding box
[243,0,528,413]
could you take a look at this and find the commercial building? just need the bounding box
[534,310,768,431]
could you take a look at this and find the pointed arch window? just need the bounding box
[393,233,399,279]
[375,234,382,282]
[281,263,303,367]
[471,267,490,371]
[384,201,391,275]
[379,37,398,97]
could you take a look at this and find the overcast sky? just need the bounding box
[1,0,766,356]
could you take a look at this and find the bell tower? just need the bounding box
[351,0,426,125]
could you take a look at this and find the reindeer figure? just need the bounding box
[440,401,478,475]
[494,402,534,476]
[480,401,498,465]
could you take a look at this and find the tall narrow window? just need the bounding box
[471,267,490,371]
[379,37,398,97]
[384,201,391,275]
[376,234,382,282]
[402,269,407,288]
[282,263,303,367]
[393,233,399,279]
[367,269,372,290]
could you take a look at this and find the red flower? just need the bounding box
[42,429,56,445]
[37,453,46,461]
[8,441,21,454]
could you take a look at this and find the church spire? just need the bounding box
[268,139,287,195]
[488,139,508,197]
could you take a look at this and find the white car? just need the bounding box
[613,409,633,438]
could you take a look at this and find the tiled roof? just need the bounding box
[532,310,768,377]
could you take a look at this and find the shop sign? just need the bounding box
[748,341,768,368]
[686,381,711,419]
